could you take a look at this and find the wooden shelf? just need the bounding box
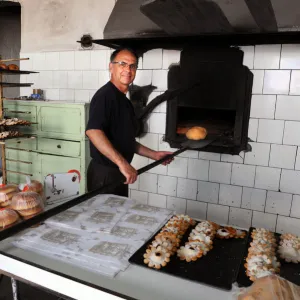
[0,82,33,87]
[0,69,38,75]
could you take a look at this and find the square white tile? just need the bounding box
[90,50,107,70]
[283,121,300,146]
[74,90,90,103]
[134,70,152,86]
[130,190,148,204]
[53,71,68,89]
[219,184,242,208]
[157,175,177,196]
[187,200,207,221]
[162,50,181,69]
[148,159,168,175]
[290,195,300,218]
[207,204,229,225]
[187,159,209,181]
[250,95,276,119]
[167,196,187,214]
[244,142,270,166]
[276,95,300,121]
[265,191,292,216]
[139,133,159,150]
[168,157,188,178]
[280,169,300,195]
[149,113,166,134]
[231,164,256,187]
[143,49,162,69]
[59,89,74,101]
[263,70,290,95]
[148,193,167,208]
[82,71,99,89]
[177,178,198,200]
[32,53,46,70]
[252,211,277,231]
[197,181,219,204]
[75,51,91,70]
[290,71,300,95]
[248,119,258,142]
[276,216,300,236]
[257,119,284,144]
[280,44,300,69]
[254,45,281,69]
[59,51,74,70]
[139,173,158,193]
[67,71,83,89]
[229,207,252,229]
[152,70,168,91]
[147,92,162,113]
[99,71,109,87]
[131,155,149,170]
[221,152,244,164]
[39,71,53,89]
[209,161,232,184]
[255,166,281,191]
[241,187,266,212]
[295,148,300,170]
[45,52,60,70]
[251,70,264,94]
[178,150,199,159]
[269,144,297,169]
[44,89,59,101]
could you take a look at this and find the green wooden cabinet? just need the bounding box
[4,100,90,194]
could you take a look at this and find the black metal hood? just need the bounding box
[92,0,300,51]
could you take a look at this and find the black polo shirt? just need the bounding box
[86,81,138,168]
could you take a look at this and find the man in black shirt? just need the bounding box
[86,48,173,197]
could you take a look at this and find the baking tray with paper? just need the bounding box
[129,220,248,290]
[236,227,300,287]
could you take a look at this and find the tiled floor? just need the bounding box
[0,275,63,300]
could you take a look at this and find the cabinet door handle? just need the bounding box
[57,145,61,149]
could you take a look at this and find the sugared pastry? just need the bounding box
[177,243,203,262]
[144,245,171,269]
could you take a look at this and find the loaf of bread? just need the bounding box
[238,275,300,300]
[7,64,19,71]
[0,184,19,207]
[186,127,207,140]
[0,63,8,70]
[0,208,20,228]
[11,192,44,217]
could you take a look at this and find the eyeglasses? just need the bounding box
[112,61,138,71]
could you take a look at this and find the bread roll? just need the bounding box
[7,64,19,71]
[0,63,8,70]
[186,127,207,140]
[11,191,43,211]
[0,184,19,206]
[0,208,20,228]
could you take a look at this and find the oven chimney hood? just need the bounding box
[91,0,300,52]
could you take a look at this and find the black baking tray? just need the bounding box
[236,227,300,287]
[129,220,248,290]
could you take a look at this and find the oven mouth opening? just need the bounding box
[176,107,236,138]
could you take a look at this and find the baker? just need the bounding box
[86,47,173,197]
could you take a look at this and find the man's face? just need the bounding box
[109,50,137,86]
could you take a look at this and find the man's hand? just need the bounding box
[119,162,138,184]
[153,151,174,166]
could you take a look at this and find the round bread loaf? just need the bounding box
[7,64,19,71]
[186,127,207,140]
[18,205,43,217]
[0,208,20,228]
[0,63,8,70]
[11,191,43,211]
[0,184,19,206]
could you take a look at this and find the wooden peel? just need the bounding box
[137,127,211,175]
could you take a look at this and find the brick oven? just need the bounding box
[164,46,253,155]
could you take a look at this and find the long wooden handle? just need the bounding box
[0,58,29,63]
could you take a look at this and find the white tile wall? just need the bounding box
[265,191,292,216]
[269,144,297,169]
[229,207,252,229]
[197,181,219,204]
[219,184,242,207]
[276,95,300,121]
[177,178,197,200]
[241,187,266,212]
[257,119,284,144]
[25,43,300,235]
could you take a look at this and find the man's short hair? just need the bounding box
[110,47,139,64]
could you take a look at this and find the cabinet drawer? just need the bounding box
[39,106,81,135]
[37,138,81,157]
[5,138,37,151]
